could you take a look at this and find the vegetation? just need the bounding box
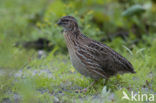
[0,0,156,102]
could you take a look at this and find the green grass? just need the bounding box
[0,36,155,103]
[0,0,156,103]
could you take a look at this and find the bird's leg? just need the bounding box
[81,80,97,92]
[74,80,97,93]
[87,80,97,89]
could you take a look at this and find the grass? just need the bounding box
[0,36,155,103]
[0,0,156,103]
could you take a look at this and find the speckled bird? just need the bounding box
[57,16,136,87]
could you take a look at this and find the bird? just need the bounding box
[57,16,136,89]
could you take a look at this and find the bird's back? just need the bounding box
[74,34,136,78]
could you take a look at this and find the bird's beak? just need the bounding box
[57,20,62,26]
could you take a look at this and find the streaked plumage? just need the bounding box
[57,16,136,80]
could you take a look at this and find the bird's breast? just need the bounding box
[63,32,90,76]
[63,32,103,79]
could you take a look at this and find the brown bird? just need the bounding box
[57,16,136,89]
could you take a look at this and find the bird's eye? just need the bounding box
[61,20,68,23]
[64,19,69,22]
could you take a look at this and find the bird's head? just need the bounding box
[57,16,79,31]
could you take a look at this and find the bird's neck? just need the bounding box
[63,28,80,38]
[63,30,79,53]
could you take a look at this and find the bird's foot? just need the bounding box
[74,80,97,93]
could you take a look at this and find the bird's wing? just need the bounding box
[75,40,135,78]
[90,40,136,74]
[111,51,136,73]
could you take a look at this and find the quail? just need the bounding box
[57,16,136,88]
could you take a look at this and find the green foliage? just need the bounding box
[122,5,145,17]
[0,0,156,103]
